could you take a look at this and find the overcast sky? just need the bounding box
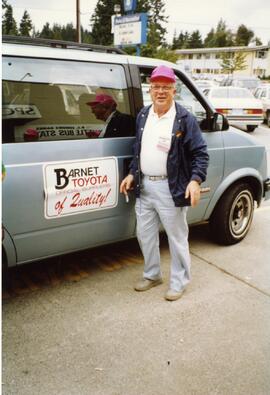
[7,0,270,45]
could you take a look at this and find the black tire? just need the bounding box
[210,183,254,245]
[2,249,11,291]
[247,125,256,132]
[267,111,270,128]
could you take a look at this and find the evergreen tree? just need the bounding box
[214,19,234,47]
[147,0,167,46]
[187,30,203,48]
[61,22,76,41]
[2,2,18,35]
[38,22,53,39]
[171,31,190,49]
[204,28,215,47]
[91,0,122,45]
[19,10,33,36]
[204,20,233,47]
[253,36,262,46]
[235,24,254,46]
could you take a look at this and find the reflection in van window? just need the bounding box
[2,57,135,143]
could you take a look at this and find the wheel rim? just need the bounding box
[229,190,253,238]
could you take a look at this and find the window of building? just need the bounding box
[256,50,267,59]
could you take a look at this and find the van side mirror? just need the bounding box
[212,112,229,131]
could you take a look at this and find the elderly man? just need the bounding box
[86,93,135,138]
[120,65,209,301]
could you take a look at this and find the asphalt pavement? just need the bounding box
[2,125,270,395]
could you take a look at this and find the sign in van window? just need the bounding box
[15,124,103,141]
[43,157,118,218]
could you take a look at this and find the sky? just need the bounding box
[7,0,270,45]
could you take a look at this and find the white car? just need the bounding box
[254,84,270,127]
[203,86,264,132]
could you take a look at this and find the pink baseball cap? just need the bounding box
[87,94,116,107]
[150,65,176,83]
[24,128,39,141]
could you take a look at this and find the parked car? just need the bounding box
[203,86,264,132]
[254,83,270,127]
[220,75,261,93]
[2,36,270,272]
[195,79,217,91]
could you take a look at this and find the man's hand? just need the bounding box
[120,174,134,196]
[185,180,201,207]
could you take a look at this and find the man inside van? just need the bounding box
[86,94,135,138]
[120,65,209,301]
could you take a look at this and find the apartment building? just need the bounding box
[175,45,270,78]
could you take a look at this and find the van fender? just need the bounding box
[204,167,264,220]
[2,227,17,268]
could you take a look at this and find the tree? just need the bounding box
[214,19,234,47]
[219,52,247,74]
[37,22,54,39]
[19,10,33,36]
[146,0,167,47]
[204,19,234,48]
[187,30,203,48]
[91,0,122,45]
[253,36,262,46]
[90,0,168,57]
[2,2,18,35]
[204,28,215,47]
[235,24,254,46]
[171,31,190,49]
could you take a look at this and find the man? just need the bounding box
[86,94,135,138]
[120,65,209,301]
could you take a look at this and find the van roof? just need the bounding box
[2,35,180,72]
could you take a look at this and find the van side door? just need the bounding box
[2,55,136,265]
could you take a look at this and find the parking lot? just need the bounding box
[2,125,270,395]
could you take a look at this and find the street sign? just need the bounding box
[123,0,137,13]
[114,13,147,46]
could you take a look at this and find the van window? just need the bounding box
[139,67,206,123]
[2,57,135,143]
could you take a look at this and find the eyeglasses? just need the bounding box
[150,85,174,92]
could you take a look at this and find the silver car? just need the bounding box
[2,36,270,270]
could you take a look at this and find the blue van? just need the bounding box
[2,36,270,269]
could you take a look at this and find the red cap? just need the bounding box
[87,94,116,107]
[150,65,176,83]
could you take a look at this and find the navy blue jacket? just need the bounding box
[129,102,209,207]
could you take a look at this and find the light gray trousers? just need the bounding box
[135,177,191,292]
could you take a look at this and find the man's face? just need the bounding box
[90,104,107,121]
[150,78,176,110]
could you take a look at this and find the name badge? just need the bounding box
[156,136,171,153]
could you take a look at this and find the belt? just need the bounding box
[145,175,168,181]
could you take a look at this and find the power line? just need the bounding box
[169,19,270,31]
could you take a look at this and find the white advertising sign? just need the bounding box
[114,19,142,46]
[43,157,118,218]
[114,14,147,46]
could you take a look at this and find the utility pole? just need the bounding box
[76,0,81,43]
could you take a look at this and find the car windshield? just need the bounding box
[236,79,259,89]
[211,88,253,99]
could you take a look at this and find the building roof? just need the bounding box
[175,45,270,54]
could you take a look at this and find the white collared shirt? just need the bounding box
[140,103,176,176]
[98,110,116,138]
